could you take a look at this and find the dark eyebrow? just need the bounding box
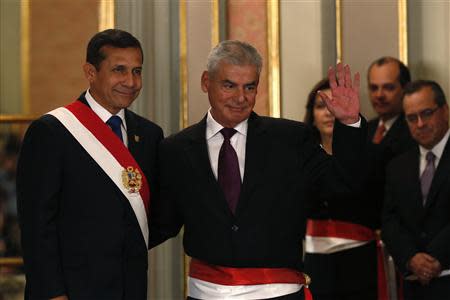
[245,81,258,87]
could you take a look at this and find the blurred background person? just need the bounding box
[365,57,416,299]
[304,78,377,300]
[366,57,415,226]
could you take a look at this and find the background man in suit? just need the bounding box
[366,56,415,226]
[363,57,416,299]
[150,40,366,299]
[17,29,163,300]
[382,80,450,299]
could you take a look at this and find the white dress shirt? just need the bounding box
[419,128,450,175]
[85,89,128,147]
[206,109,247,181]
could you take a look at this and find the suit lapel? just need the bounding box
[236,113,269,216]
[425,137,450,208]
[408,148,424,211]
[184,117,232,216]
[125,110,144,165]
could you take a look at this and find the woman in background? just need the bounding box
[303,79,378,300]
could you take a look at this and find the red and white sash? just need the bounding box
[306,219,395,300]
[188,259,313,299]
[47,101,150,247]
[305,219,374,254]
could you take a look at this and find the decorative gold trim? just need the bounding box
[398,0,408,64]
[335,0,342,62]
[0,114,37,123]
[211,0,220,48]
[0,257,24,266]
[21,0,30,114]
[179,0,188,129]
[267,0,280,118]
[99,0,115,31]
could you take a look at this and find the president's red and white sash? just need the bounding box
[305,219,374,254]
[47,101,150,247]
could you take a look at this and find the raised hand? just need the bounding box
[318,62,360,124]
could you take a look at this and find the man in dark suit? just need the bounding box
[17,29,163,300]
[364,57,415,299]
[366,56,415,227]
[150,40,366,299]
[382,80,450,300]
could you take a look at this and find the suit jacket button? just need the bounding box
[231,225,239,232]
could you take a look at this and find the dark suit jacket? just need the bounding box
[150,112,366,272]
[382,138,450,276]
[366,115,415,228]
[17,94,163,300]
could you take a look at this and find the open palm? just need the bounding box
[319,63,360,124]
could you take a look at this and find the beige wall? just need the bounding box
[186,1,213,125]
[29,0,98,115]
[409,1,450,99]
[280,0,335,122]
[341,0,399,120]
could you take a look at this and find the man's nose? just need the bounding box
[235,87,245,102]
[122,72,136,87]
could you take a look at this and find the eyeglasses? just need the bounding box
[405,106,440,124]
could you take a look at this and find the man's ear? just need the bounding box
[83,63,97,83]
[201,71,210,93]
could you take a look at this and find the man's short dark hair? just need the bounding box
[404,80,447,107]
[368,56,411,87]
[86,29,143,70]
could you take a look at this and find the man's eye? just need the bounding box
[245,85,256,91]
[223,83,234,89]
[113,66,125,73]
[384,84,396,91]
[133,69,142,75]
[369,85,378,92]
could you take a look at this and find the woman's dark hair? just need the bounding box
[304,78,330,142]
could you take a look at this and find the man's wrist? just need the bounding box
[340,116,361,128]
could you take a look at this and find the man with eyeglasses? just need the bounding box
[382,80,450,300]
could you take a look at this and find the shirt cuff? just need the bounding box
[345,117,361,128]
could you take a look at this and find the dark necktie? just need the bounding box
[106,115,123,142]
[218,128,241,214]
[372,122,386,144]
[421,151,436,205]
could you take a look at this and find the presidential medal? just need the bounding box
[122,166,142,194]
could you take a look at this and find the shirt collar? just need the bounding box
[378,115,399,131]
[85,89,126,129]
[206,108,248,140]
[419,128,450,160]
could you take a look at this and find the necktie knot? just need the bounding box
[107,116,123,142]
[220,128,237,141]
[372,122,386,144]
[426,151,436,163]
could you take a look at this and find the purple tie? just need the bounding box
[421,151,436,205]
[218,128,241,214]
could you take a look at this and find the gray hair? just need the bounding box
[206,40,262,76]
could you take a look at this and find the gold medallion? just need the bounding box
[122,166,142,194]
